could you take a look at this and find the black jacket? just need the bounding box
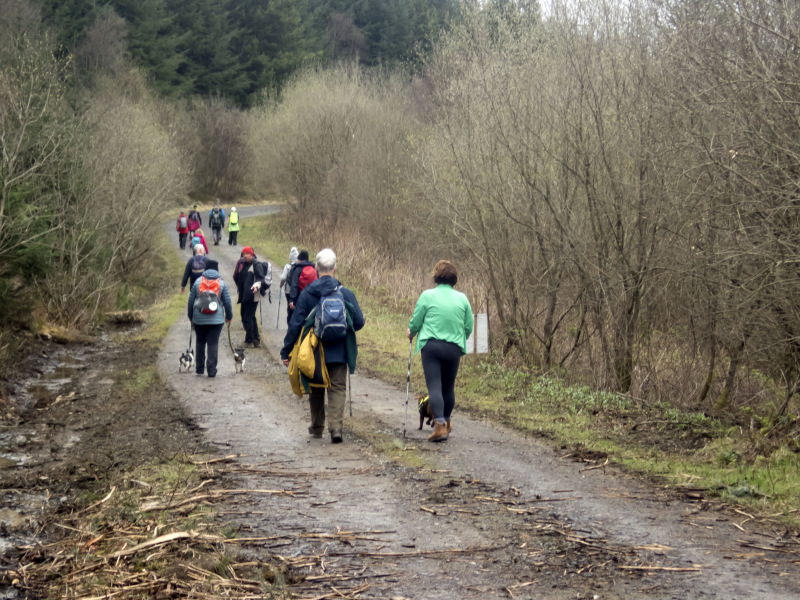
[234,258,268,304]
[288,260,315,304]
[181,254,208,289]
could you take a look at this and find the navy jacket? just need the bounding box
[281,276,364,364]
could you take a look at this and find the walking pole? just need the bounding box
[348,370,352,417]
[276,292,282,328]
[403,338,413,438]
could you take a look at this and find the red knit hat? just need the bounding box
[241,246,255,256]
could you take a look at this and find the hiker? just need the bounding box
[227,207,240,246]
[180,245,207,294]
[191,228,209,255]
[233,246,270,348]
[279,247,299,325]
[188,205,202,235]
[407,260,473,442]
[176,211,190,249]
[208,204,226,246]
[281,249,365,444]
[188,259,233,378]
[287,249,317,325]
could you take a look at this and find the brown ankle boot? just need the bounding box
[428,421,448,442]
[446,419,452,434]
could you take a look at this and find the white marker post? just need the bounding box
[466,313,488,354]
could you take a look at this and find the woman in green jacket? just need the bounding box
[407,260,473,442]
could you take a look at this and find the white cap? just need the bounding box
[231,207,236,211]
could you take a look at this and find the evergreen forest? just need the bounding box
[40,0,461,105]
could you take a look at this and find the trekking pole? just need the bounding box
[403,338,413,438]
[348,370,352,417]
[276,292,282,328]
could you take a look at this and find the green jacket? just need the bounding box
[409,284,473,355]
[228,210,240,231]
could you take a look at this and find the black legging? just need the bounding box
[194,322,224,377]
[420,338,462,423]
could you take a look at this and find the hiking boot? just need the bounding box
[331,429,343,444]
[308,426,323,439]
[428,421,448,442]
[446,419,452,434]
[252,339,261,348]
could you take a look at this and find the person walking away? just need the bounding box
[176,211,190,249]
[233,246,269,347]
[281,249,365,443]
[208,204,226,246]
[188,205,202,236]
[228,207,240,245]
[407,260,473,442]
[287,250,317,325]
[180,245,207,294]
[279,247,299,325]
[187,259,233,377]
[191,228,209,255]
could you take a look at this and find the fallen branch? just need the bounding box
[620,565,702,572]
[77,487,117,515]
[105,531,222,559]
[190,454,246,466]
[139,488,303,512]
[580,459,609,473]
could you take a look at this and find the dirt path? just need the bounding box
[160,211,800,599]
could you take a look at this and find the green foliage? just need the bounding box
[40,0,462,106]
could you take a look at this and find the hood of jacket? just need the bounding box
[289,247,298,265]
[201,269,221,280]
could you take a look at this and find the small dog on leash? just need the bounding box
[418,395,433,430]
[179,348,195,373]
[233,348,245,373]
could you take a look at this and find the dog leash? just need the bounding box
[188,323,193,350]
[226,321,238,356]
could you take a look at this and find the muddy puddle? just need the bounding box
[1,343,100,590]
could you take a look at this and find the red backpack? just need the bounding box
[195,277,221,314]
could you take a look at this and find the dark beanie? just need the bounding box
[205,259,219,271]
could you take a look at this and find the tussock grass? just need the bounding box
[126,225,188,345]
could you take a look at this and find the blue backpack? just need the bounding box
[191,255,207,274]
[315,286,347,342]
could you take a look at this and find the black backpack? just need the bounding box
[210,210,223,227]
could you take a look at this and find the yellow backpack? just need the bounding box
[288,328,329,397]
